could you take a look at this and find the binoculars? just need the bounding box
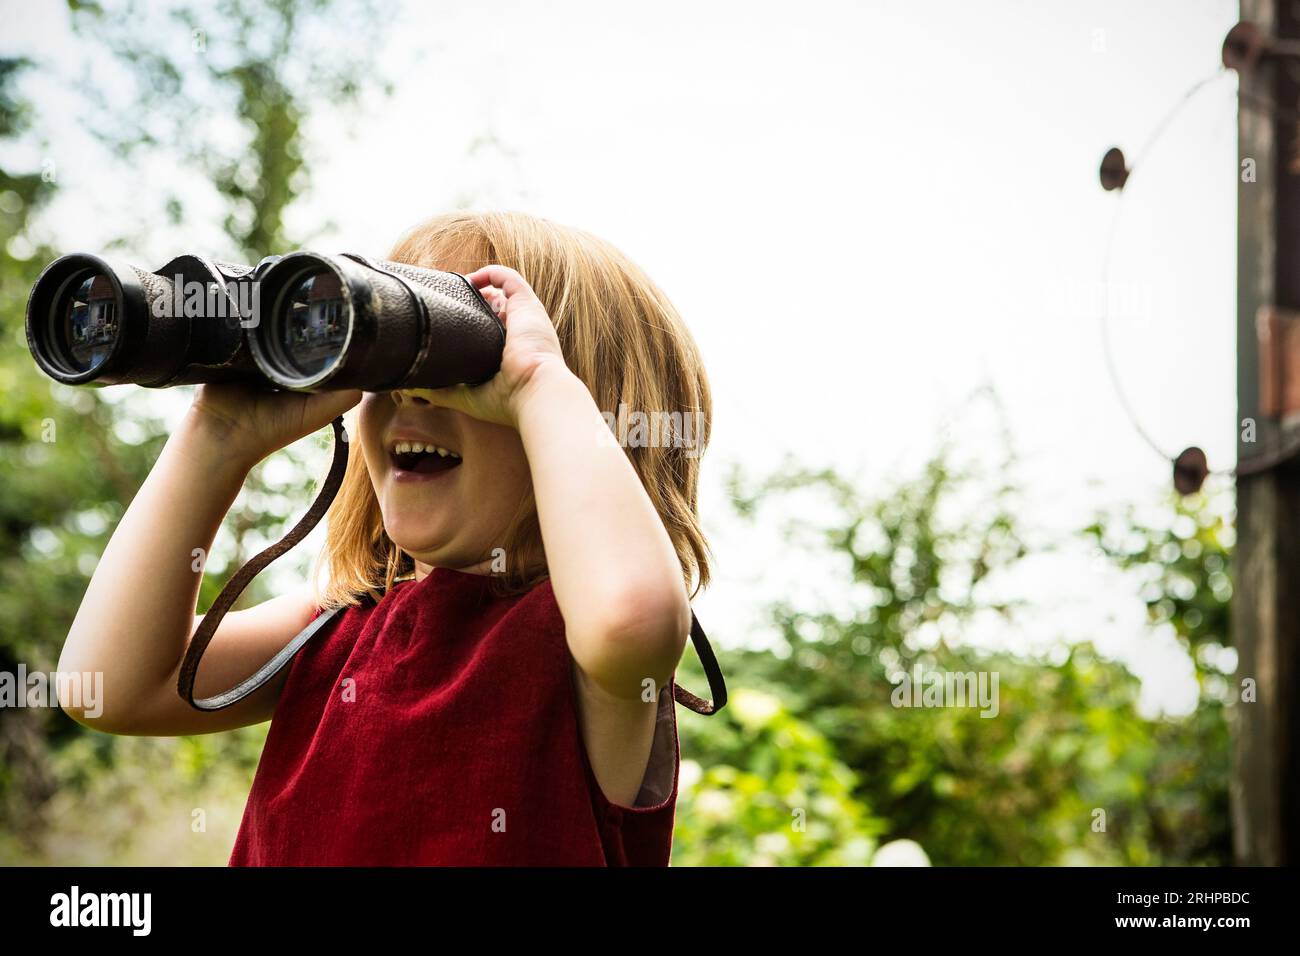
[25,251,506,391]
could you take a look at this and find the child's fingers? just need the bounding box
[308,388,363,421]
[466,266,558,343]
[466,264,536,303]
[396,385,470,414]
[293,388,362,434]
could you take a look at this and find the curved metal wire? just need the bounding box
[1098,65,1300,481]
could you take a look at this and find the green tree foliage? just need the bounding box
[0,54,173,847]
[672,689,884,866]
[0,0,389,863]
[672,449,1232,866]
[70,0,394,255]
[1081,486,1234,862]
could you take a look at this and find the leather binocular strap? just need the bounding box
[676,612,727,715]
[177,414,728,716]
[177,416,350,711]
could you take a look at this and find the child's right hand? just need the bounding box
[58,380,360,737]
[188,381,362,468]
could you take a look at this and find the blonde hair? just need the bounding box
[314,210,712,608]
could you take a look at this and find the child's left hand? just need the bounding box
[401,264,570,428]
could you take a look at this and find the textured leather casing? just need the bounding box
[344,255,505,390]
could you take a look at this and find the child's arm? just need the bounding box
[513,366,692,694]
[56,383,360,736]
[515,360,694,806]
[422,265,692,700]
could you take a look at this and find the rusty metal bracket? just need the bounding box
[1257,306,1300,419]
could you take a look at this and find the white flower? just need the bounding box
[871,839,931,867]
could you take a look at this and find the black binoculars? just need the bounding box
[25,252,505,391]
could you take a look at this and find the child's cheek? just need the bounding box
[355,394,390,456]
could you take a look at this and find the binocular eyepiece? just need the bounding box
[25,251,506,391]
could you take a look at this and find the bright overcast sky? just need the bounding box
[3,0,1241,714]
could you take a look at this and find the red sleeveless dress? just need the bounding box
[228,566,680,866]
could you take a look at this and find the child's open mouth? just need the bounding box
[389,440,463,477]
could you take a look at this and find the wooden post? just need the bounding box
[1233,0,1300,866]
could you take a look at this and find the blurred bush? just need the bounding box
[671,445,1231,865]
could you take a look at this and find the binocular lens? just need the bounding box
[275,268,348,378]
[52,271,119,374]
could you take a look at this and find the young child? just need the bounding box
[56,210,713,865]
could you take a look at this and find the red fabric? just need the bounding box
[228,566,680,866]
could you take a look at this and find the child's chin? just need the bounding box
[386,526,453,562]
